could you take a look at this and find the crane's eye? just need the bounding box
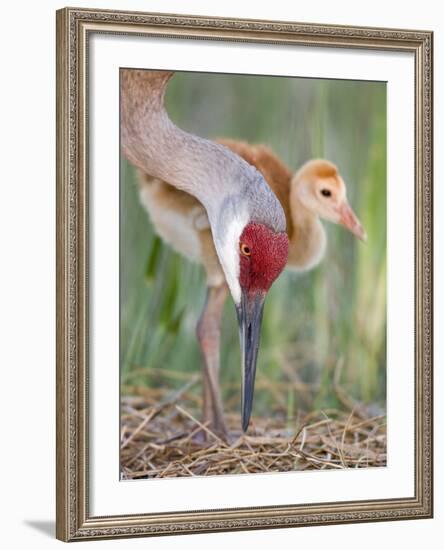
[321,188,332,197]
[240,243,251,257]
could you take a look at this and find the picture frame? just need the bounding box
[56,6,433,542]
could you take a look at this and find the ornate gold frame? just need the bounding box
[56,7,433,542]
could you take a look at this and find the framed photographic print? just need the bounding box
[56,7,433,541]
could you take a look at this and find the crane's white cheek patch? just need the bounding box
[215,214,248,305]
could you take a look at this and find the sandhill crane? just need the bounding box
[121,70,289,435]
[137,139,366,436]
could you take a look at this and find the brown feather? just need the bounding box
[216,139,294,239]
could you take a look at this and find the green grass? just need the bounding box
[120,73,387,416]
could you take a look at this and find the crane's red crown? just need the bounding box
[239,223,289,294]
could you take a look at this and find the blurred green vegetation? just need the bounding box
[120,72,386,417]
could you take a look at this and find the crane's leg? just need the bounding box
[196,284,228,439]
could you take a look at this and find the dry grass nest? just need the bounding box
[120,376,386,479]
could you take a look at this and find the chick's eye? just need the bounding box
[321,189,332,197]
[240,243,251,257]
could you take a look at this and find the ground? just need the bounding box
[120,382,386,479]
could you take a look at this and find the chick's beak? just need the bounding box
[236,289,266,432]
[339,201,367,241]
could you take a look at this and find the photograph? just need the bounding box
[54,6,433,541]
[0,0,439,547]
[119,69,387,480]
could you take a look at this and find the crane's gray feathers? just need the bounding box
[121,69,286,235]
[121,68,286,304]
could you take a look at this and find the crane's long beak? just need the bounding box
[339,201,367,241]
[236,289,266,432]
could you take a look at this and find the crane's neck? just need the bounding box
[287,182,327,271]
[120,69,285,235]
[121,71,214,201]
